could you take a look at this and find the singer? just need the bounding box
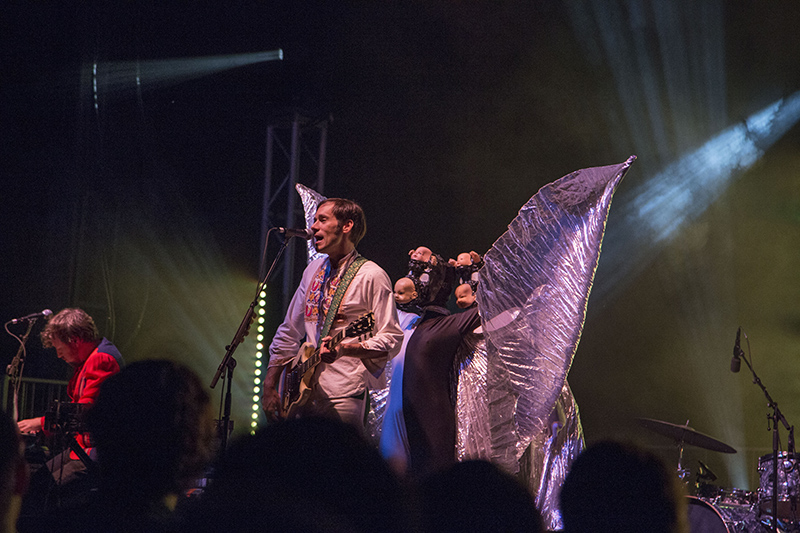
[262,198,403,430]
[18,308,123,509]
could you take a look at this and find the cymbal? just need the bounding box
[637,418,737,454]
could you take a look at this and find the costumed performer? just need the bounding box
[402,247,482,478]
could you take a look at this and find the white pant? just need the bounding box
[300,392,368,434]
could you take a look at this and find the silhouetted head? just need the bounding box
[190,417,410,533]
[86,359,216,508]
[1,409,28,532]
[559,440,687,533]
[418,460,543,533]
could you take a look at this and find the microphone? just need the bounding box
[277,227,314,240]
[731,327,742,373]
[10,309,53,324]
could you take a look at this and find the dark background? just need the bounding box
[3,1,800,492]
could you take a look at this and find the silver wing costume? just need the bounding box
[457,156,635,528]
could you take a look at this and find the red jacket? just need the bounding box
[41,338,123,456]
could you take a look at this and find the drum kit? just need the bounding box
[638,418,800,532]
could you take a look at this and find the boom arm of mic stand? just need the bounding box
[738,351,792,432]
[737,349,792,532]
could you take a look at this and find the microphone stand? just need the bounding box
[736,342,793,532]
[210,232,291,454]
[5,318,38,422]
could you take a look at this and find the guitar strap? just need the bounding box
[319,255,368,340]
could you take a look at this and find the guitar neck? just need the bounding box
[300,327,351,373]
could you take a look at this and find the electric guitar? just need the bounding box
[279,311,375,419]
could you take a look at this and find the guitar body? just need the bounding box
[280,341,318,419]
[276,312,375,420]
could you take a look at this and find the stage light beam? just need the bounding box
[90,49,284,101]
[597,91,800,302]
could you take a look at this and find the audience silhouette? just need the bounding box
[87,359,217,531]
[19,359,217,533]
[417,459,544,533]
[10,359,660,533]
[559,440,688,533]
[1,408,29,533]
[187,416,411,533]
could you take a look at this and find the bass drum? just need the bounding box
[686,496,759,533]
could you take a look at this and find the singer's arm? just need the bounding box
[262,258,317,420]
[262,365,285,421]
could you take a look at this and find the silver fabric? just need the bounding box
[454,331,585,530]
[295,183,326,264]
[458,156,634,528]
[473,156,634,461]
[519,381,585,530]
[454,332,491,459]
[366,358,392,445]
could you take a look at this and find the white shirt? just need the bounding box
[269,254,404,398]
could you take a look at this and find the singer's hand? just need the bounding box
[320,336,339,364]
[261,387,283,422]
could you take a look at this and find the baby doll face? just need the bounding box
[455,283,476,309]
[455,252,472,267]
[409,246,433,263]
[394,277,418,305]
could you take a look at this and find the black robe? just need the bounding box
[402,305,481,478]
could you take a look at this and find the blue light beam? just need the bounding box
[596,91,800,303]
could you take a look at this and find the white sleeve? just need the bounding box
[267,260,318,367]
[359,264,404,359]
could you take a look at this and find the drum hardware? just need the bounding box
[696,481,722,500]
[688,459,761,531]
[686,495,760,533]
[637,418,738,454]
[686,489,795,532]
[637,417,736,485]
[716,488,757,508]
[729,327,795,533]
[699,460,719,482]
[695,460,723,501]
[758,452,800,523]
